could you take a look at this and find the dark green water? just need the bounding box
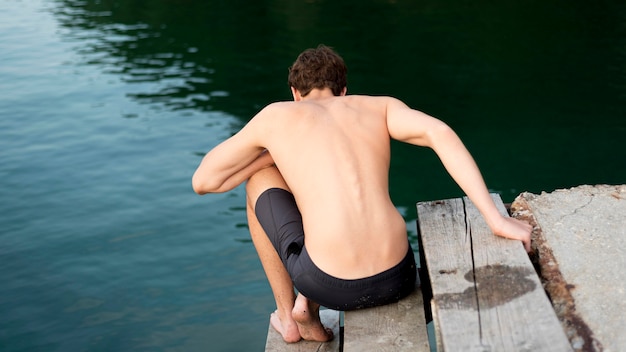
[1,0,624,351]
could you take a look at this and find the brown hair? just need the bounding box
[288,45,347,97]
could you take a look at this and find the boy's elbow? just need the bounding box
[429,122,458,144]
[192,179,207,195]
[192,184,206,195]
[192,174,218,195]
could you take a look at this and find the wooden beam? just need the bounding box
[343,286,430,352]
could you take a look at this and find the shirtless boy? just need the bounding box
[192,45,532,343]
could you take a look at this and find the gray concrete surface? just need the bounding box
[512,185,626,352]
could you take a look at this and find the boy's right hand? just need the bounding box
[491,216,533,252]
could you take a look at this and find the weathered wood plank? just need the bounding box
[417,197,481,349]
[264,309,340,352]
[417,194,572,352]
[343,286,430,352]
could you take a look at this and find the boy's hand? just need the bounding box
[491,216,533,252]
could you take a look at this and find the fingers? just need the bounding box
[493,216,533,252]
[524,238,531,253]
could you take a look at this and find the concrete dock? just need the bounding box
[511,184,626,352]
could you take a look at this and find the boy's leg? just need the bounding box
[246,166,300,343]
[246,166,331,343]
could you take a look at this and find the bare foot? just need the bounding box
[270,310,302,343]
[292,294,333,342]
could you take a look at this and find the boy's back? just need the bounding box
[254,94,409,279]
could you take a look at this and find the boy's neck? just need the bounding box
[301,88,336,101]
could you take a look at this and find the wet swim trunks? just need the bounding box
[254,187,417,311]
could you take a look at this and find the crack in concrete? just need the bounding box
[557,195,594,223]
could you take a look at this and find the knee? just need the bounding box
[245,166,270,197]
[247,166,288,190]
[245,165,285,208]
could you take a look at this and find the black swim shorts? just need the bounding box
[254,187,417,311]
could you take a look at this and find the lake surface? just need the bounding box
[1,0,624,351]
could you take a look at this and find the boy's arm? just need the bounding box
[193,148,274,194]
[386,98,532,251]
[192,109,275,194]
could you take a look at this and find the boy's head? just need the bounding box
[288,45,347,97]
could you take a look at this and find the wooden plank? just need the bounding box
[417,197,480,349]
[417,195,572,351]
[264,309,340,352]
[343,286,430,352]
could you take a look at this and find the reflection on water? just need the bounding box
[52,0,626,131]
[2,0,626,351]
[51,0,303,119]
[53,1,219,113]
